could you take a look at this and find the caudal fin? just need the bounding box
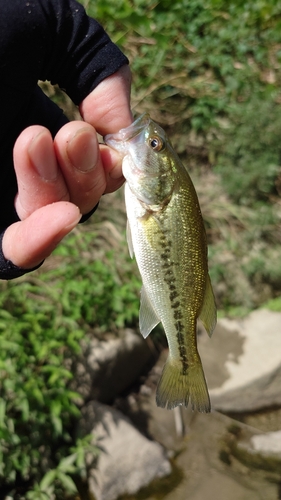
[156,356,210,412]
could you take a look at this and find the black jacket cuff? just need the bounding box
[0,230,43,280]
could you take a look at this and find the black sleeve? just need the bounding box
[0,0,129,279]
[0,0,129,104]
[0,231,44,280]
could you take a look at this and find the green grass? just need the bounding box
[262,296,281,312]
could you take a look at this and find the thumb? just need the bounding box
[79,65,133,136]
[2,202,81,269]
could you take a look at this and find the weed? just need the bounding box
[0,201,141,496]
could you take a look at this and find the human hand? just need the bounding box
[2,65,132,270]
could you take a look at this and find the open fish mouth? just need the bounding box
[104,113,150,148]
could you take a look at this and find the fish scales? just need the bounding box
[104,113,217,412]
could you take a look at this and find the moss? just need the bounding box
[232,445,281,476]
[222,426,281,477]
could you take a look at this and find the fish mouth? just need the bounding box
[104,113,150,150]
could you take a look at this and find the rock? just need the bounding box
[239,429,281,458]
[232,429,281,480]
[71,329,154,403]
[78,401,171,500]
[198,309,281,413]
[124,382,280,500]
[251,430,281,456]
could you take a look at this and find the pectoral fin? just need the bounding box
[199,275,217,337]
[139,286,160,338]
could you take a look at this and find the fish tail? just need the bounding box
[156,356,210,413]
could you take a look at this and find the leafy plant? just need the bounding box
[47,224,141,332]
[0,213,141,496]
[215,95,281,207]
[26,435,100,499]
[0,281,83,495]
[82,0,281,133]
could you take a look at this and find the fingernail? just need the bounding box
[28,132,58,180]
[67,129,98,172]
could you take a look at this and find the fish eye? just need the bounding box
[149,136,164,152]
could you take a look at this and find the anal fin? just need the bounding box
[139,286,160,338]
[126,219,134,258]
[199,275,217,337]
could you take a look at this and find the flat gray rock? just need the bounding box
[78,401,171,500]
[198,309,281,412]
[141,396,280,500]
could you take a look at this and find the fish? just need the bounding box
[104,113,217,412]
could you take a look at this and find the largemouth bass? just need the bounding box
[104,114,217,412]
